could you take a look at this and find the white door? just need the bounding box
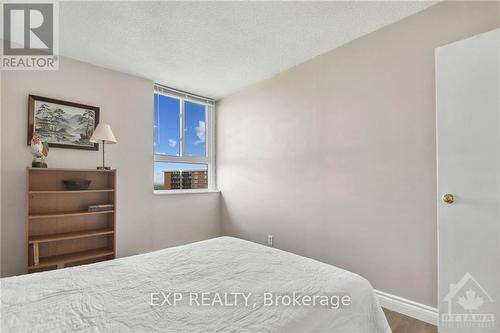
[436,29,500,332]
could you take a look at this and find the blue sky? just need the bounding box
[154,94,207,186]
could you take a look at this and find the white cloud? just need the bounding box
[168,139,177,147]
[195,121,206,145]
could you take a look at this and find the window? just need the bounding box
[154,85,215,192]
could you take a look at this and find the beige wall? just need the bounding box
[0,69,2,277]
[217,1,500,307]
[0,57,220,277]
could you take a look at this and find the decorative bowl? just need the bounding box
[63,179,91,190]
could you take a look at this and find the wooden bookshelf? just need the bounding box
[26,168,116,273]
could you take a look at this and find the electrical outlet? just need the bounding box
[268,234,274,247]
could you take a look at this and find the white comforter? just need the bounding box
[1,237,390,332]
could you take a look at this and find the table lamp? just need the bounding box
[90,123,117,170]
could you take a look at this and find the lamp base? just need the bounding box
[96,166,111,170]
[32,161,48,168]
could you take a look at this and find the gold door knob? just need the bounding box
[442,193,455,204]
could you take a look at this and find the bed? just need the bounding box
[1,237,390,332]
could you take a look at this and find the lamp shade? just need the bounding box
[89,123,117,144]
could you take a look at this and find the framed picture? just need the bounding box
[28,95,100,150]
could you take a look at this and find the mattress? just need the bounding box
[1,237,390,332]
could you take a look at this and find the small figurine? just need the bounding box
[31,133,49,168]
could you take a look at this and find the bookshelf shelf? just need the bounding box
[29,228,114,244]
[28,248,115,269]
[29,210,114,219]
[29,189,115,194]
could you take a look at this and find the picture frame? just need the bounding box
[28,95,100,150]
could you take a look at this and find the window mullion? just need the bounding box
[179,98,184,157]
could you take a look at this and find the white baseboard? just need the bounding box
[375,289,438,326]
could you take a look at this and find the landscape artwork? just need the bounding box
[28,95,100,150]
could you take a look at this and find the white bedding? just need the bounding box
[1,237,390,332]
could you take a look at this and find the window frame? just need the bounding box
[153,85,216,193]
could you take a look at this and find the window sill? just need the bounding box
[153,189,220,195]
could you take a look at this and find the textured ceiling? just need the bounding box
[60,1,436,99]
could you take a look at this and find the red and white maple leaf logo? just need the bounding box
[457,288,484,313]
